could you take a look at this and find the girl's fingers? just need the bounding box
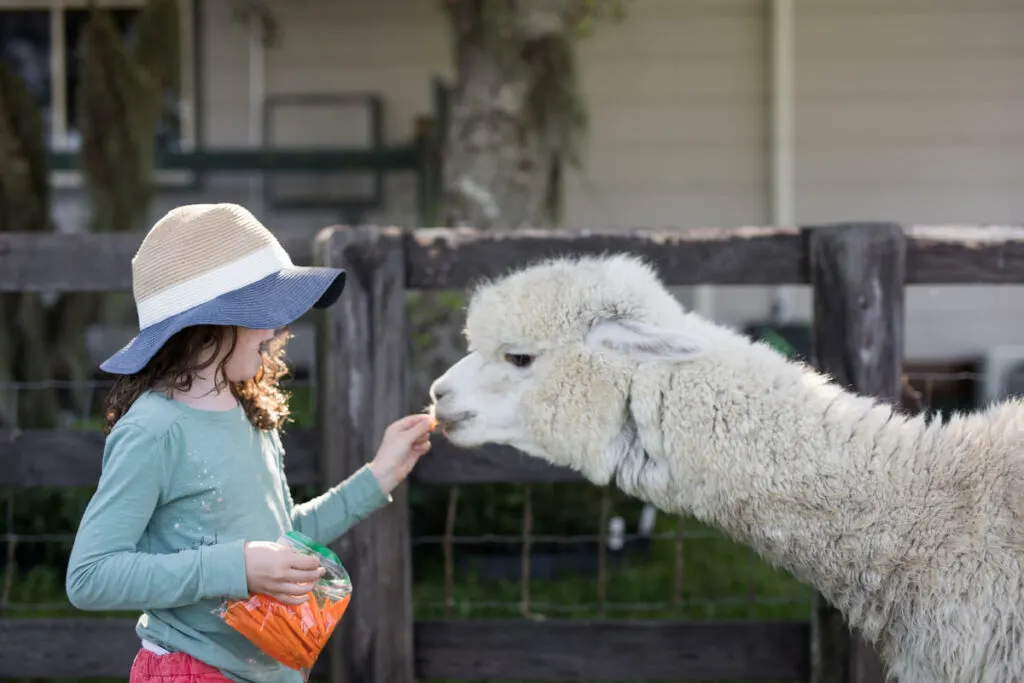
[270,591,309,605]
[287,568,324,585]
[395,414,432,434]
[288,553,322,571]
[277,580,317,596]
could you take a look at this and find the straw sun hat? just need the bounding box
[99,203,346,375]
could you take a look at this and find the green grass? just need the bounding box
[4,516,814,621]
[413,515,812,621]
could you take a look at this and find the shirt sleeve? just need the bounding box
[65,422,249,611]
[273,430,391,546]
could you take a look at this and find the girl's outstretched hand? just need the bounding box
[368,414,433,495]
[243,541,325,605]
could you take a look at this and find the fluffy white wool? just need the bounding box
[428,253,1024,683]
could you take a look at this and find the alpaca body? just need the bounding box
[428,253,1024,682]
[612,346,1024,683]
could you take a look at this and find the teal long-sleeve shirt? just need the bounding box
[65,391,390,683]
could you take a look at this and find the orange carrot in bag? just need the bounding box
[221,590,352,670]
[218,532,353,672]
[222,594,320,669]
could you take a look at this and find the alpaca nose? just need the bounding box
[429,380,448,403]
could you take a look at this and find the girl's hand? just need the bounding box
[243,541,325,605]
[368,414,433,495]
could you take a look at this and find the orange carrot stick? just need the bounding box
[221,589,350,671]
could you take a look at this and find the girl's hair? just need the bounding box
[102,325,292,434]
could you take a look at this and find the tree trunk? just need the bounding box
[411,2,566,413]
[0,62,60,428]
[410,1,605,405]
[440,0,561,230]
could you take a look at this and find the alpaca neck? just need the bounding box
[617,342,931,642]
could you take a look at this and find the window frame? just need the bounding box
[0,0,198,188]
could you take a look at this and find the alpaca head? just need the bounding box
[428,253,739,484]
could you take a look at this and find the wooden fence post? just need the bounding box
[314,225,413,683]
[806,222,906,683]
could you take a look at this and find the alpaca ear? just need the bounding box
[585,317,707,362]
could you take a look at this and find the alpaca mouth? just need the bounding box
[433,410,476,434]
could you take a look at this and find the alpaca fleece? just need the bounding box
[428,253,1024,683]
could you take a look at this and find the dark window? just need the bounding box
[0,5,186,152]
[0,10,53,139]
[64,7,184,152]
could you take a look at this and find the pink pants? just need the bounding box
[130,649,232,683]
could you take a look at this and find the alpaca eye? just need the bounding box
[504,353,534,368]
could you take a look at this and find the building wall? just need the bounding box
[562,0,773,326]
[261,0,451,231]
[64,0,1024,366]
[565,0,1024,362]
[564,0,770,230]
[796,0,1024,224]
[792,0,1024,362]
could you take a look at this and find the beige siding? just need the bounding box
[262,0,451,230]
[562,0,1024,362]
[762,0,1024,362]
[198,0,252,147]
[265,0,450,143]
[795,0,1024,223]
[565,0,769,229]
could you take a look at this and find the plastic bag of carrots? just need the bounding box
[215,530,353,679]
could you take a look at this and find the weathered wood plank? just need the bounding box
[0,618,328,679]
[0,428,582,487]
[808,222,905,411]
[903,224,1024,284]
[0,231,316,292]
[414,618,811,681]
[405,226,807,288]
[0,617,144,679]
[6,224,1024,292]
[1,226,807,292]
[0,617,810,681]
[315,226,414,683]
[413,442,585,484]
[0,428,321,488]
[807,222,905,683]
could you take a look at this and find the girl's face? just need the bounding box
[223,327,278,382]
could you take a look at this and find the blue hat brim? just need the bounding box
[99,266,346,375]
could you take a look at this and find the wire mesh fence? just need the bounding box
[401,365,990,625]
[0,361,991,630]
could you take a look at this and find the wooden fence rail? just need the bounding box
[3,222,1024,682]
[4,224,1024,292]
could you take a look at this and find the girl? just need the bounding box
[65,203,433,683]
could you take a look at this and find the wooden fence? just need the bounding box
[2,222,1024,682]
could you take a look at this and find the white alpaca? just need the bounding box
[428,253,1024,683]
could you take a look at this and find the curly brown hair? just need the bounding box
[102,324,292,434]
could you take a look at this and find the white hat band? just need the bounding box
[135,240,293,329]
